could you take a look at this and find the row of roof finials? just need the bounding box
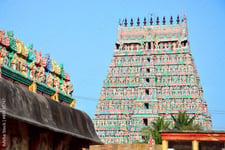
[120,15,185,27]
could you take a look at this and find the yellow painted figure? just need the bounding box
[0,48,8,65]
[11,53,18,70]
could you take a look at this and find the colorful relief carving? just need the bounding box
[0,47,9,66]
[94,16,212,144]
[0,30,10,47]
[7,30,17,52]
[0,30,74,99]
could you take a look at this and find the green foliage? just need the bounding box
[140,111,202,145]
[141,117,170,144]
[171,111,203,130]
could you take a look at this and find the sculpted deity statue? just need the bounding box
[11,53,18,70]
[0,47,9,66]
[46,73,53,87]
[64,72,70,81]
[45,55,52,73]
[23,44,29,58]
[20,59,28,77]
[15,38,23,54]
[7,31,17,52]
[35,51,42,65]
[60,80,67,94]
[177,38,182,48]
[29,61,37,79]
[41,57,47,67]
[0,30,10,47]
[53,76,60,90]
[36,66,45,83]
[154,37,159,48]
[52,60,57,73]
[51,61,61,75]
[55,65,61,75]
[27,44,36,63]
[171,42,176,49]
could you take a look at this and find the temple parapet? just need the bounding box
[117,16,188,48]
[0,30,75,107]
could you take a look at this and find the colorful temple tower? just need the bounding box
[0,30,75,107]
[93,15,212,144]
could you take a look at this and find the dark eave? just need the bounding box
[0,78,103,145]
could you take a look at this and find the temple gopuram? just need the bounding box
[93,16,212,144]
[0,30,74,106]
[0,30,102,149]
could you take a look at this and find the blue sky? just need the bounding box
[0,0,224,130]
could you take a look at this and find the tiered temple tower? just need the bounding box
[93,15,212,144]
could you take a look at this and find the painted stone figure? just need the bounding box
[29,61,37,79]
[27,44,36,63]
[0,30,10,47]
[7,30,17,52]
[45,55,52,73]
[36,66,45,83]
[35,51,42,66]
[46,73,53,87]
[53,76,60,90]
[11,53,18,70]
[0,47,9,66]
[20,59,28,77]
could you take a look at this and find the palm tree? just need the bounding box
[171,111,202,130]
[140,117,170,144]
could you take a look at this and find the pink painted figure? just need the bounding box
[35,51,42,66]
[0,47,8,65]
[0,30,10,47]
